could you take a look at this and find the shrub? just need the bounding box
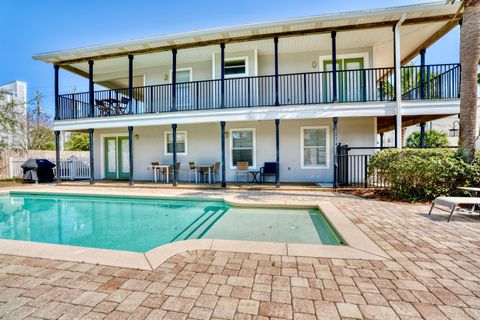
[406,129,449,148]
[369,148,480,202]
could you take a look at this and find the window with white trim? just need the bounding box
[165,131,187,155]
[301,127,328,168]
[231,129,255,167]
[225,58,247,77]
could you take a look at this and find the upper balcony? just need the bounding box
[32,1,463,124]
[56,63,460,120]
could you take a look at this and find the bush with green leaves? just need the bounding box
[369,148,480,202]
[406,129,449,148]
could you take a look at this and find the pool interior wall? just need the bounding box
[0,192,343,252]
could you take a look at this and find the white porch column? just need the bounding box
[394,14,406,148]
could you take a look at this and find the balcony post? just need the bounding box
[274,37,279,106]
[88,60,94,117]
[172,123,177,186]
[380,132,384,149]
[172,49,177,112]
[420,122,426,148]
[393,16,405,149]
[333,117,338,188]
[128,55,134,114]
[89,128,95,184]
[331,31,337,103]
[220,121,226,188]
[420,49,426,99]
[54,65,59,120]
[275,119,280,188]
[393,115,402,148]
[128,126,134,185]
[220,43,225,108]
[55,130,61,183]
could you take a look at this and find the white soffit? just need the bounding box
[33,1,460,65]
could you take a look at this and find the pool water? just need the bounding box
[0,192,343,252]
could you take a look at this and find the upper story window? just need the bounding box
[165,131,187,155]
[224,58,247,77]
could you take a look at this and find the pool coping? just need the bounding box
[0,188,390,270]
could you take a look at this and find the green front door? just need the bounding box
[323,57,364,102]
[117,136,130,179]
[104,136,129,180]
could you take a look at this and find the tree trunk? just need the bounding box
[459,0,480,163]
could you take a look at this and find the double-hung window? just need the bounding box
[301,127,329,168]
[165,131,187,155]
[224,58,247,77]
[230,129,255,167]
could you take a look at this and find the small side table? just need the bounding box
[249,171,261,183]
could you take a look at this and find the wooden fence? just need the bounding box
[0,150,89,179]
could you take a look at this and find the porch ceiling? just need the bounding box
[34,1,461,77]
[66,19,451,83]
[377,114,456,133]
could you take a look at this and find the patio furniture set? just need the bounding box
[149,161,277,184]
[95,97,129,116]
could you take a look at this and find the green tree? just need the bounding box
[406,129,449,148]
[65,133,89,151]
[0,91,25,150]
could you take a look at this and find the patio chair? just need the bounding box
[113,97,129,115]
[95,99,111,116]
[429,196,480,222]
[150,162,160,182]
[212,162,221,183]
[167,162,181,181]
[235,161,249,183]
[260,162,277,183]
[188,162,197,182]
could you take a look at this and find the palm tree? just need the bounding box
[452,0,480,163]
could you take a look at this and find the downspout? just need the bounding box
[394,13,407,149]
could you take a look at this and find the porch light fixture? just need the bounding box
[449,120,460,137]
[311,61,317,69]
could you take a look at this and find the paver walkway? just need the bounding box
[0,186,479,319]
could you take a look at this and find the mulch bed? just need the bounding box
[338,188,429,205]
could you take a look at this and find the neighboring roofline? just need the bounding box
[0,80,27,87]
[33,1,461,65]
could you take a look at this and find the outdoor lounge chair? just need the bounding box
[428,196,480,222]
[260,162,277,183]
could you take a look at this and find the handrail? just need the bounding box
[57,64,460,120]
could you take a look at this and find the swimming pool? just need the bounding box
[0,192,343,252]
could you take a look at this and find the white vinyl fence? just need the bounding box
[9,156,90,180]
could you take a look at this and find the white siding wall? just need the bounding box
[93,117,375,183]
[128,47,375,84]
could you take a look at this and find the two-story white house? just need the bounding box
[33,1,463,187]
[0,80,27,149]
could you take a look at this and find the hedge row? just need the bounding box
[368,148,480,202]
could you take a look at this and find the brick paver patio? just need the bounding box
[0,188,479,319]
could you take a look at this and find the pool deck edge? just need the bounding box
[0,187,391,270]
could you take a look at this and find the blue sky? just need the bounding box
[1,0,459,115]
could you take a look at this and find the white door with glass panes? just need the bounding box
[173,69,192,108]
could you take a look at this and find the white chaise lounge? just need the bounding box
[428,197,480,222]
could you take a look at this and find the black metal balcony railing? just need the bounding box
[57,63,460,120]
[401,63,461,100]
